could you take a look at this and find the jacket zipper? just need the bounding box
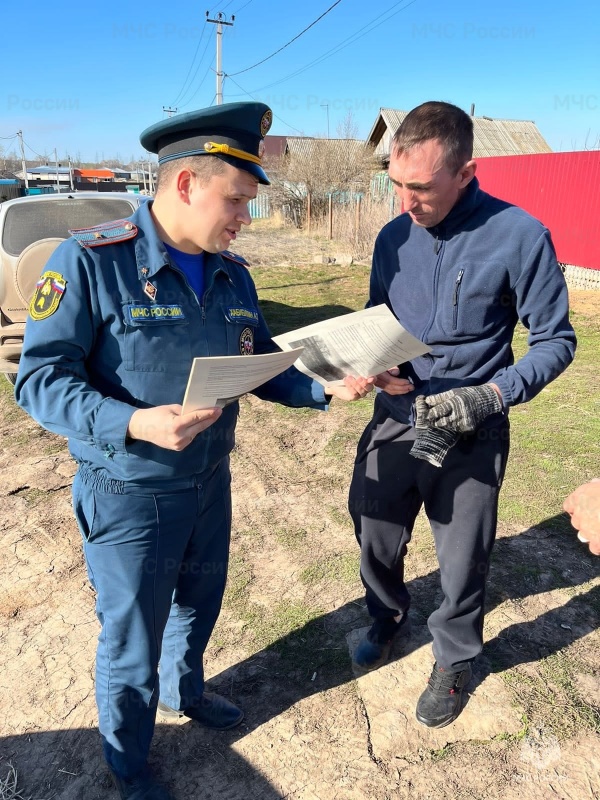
[452,269,464,329]
[422,229,444,343]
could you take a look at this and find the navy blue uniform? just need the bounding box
[16,199,326,779]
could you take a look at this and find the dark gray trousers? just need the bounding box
[348,399,509,669]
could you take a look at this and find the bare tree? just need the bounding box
[266,116,378,226]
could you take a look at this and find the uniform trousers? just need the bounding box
[348,399,509,669]
[72,458,232,779]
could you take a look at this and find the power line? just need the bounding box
[21,137,49,160]
[177,35,215,109]
[0,134,18,140]
[229,0,420,96]
[179,57,216,109]
[233,0,254,12]
[170,21,209,107]
[224,74,306,135]
[228,0,343,77]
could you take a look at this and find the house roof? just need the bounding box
[78,168,115,178]
[263,135,288,159]
[367,108,552,160]
[284,136,366,159]
[28,165,73,175]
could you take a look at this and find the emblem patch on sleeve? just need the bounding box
[29,271,67,320]
[239,326,254,355]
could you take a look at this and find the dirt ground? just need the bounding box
[0,226,598,799]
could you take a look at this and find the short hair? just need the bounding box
[155,154,227,195]
[391,101,474,174]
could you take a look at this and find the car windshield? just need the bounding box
[2,197,137,256]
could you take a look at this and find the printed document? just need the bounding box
[272,305,430,387]
[182,347,304,414]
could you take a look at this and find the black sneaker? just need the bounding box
[352,614,410,671]
[415,662,472,728]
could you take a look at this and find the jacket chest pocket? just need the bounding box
[441,265,512,336]
[221,304,260,355]
[123,303,192,372]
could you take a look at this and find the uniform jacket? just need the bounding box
[370,177,577,424]
[15,200,327,483]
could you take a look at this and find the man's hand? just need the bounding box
[326,375,375,402]
[409,394,460,467]
[373,367,415,396]
[127,404,222,451]
[563,479,600,555]
[424,384,503,433]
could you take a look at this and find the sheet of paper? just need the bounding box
[272,305,430,387]
[181,347,304,414]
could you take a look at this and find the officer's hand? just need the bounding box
[373,367,415,396]
[327,375,375,402]
[127,404,222,451]
[563,479,600,555]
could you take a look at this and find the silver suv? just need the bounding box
[0,191,146,383]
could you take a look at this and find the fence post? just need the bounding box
[328,193,333,240]
[307,192,311,234]
[389,191,396,221]
[354,195,361,244]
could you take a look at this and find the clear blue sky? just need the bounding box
[2,0,599,163]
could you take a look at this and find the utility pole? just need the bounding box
[206,11,234,105]
[67,154,74,191]
[147,160,154,194]
[54,148,60,194]
[163,106,177,117]
[17,130,29,191]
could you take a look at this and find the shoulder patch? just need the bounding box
[221,250,250,268]
[69,219,137,248]
[29,270,67,320]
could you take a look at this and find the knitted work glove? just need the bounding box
[425,385,503,434]
[410,395,460,468]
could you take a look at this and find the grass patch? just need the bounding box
[501,653,600,738]
[299,553,360,587]
[22,488,47,507]
[499,319,600,531]
[328,505,352,528]
[0,379,21,425]
[274,526,308,551]
[252,600,323,651]
[495,715,530,742]
[254,262,370,337]
[222,551,253,609]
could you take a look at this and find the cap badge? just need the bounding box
[260,110,272,137]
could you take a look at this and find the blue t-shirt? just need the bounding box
[164,242,205,300]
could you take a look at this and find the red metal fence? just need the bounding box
[475,151,600,271]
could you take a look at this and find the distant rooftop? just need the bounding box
[367,108,552,160]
